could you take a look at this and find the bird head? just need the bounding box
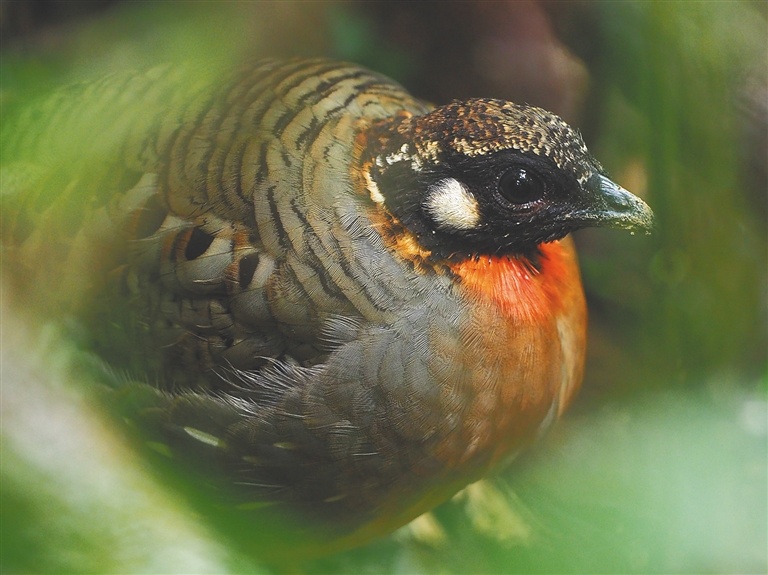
[362,99,654,260]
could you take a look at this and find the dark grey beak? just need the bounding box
[578,173,655,233]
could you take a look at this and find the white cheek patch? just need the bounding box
[423,177,481,231]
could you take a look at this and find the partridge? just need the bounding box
[2,58,653,554]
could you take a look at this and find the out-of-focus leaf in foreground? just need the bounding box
[0,306,264,574]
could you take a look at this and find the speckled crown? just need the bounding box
[400,98,600,184]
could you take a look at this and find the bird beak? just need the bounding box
[579,173,655,233]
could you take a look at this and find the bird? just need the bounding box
[1,58,653,556]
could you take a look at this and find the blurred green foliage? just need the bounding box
[592,3,766,386]
[1,2,765,573]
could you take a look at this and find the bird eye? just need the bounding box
[498,167,546,205]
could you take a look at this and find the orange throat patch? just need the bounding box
[448,240,582,324]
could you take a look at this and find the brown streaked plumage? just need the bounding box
[1,58,653,557]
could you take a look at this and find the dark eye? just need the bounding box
[498,167,546,204]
